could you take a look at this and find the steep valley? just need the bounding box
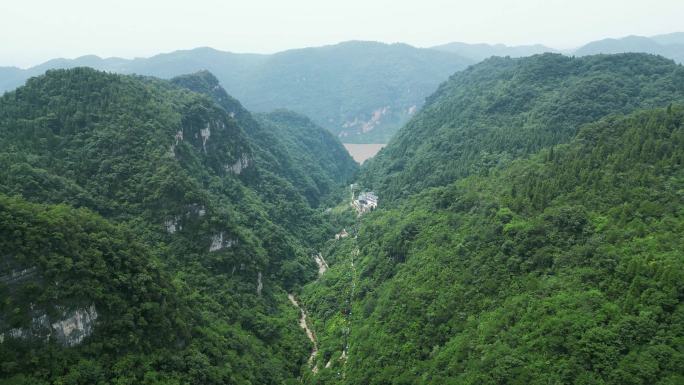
[1,50,683,385]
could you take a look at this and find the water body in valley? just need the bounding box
[343,143,386,164]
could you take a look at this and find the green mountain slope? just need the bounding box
[305,105,684,384]
[362,53,684,201]
[0,42,473,143]
[0,68,352,383]
[170,71,358,207]
[254,110,359,202]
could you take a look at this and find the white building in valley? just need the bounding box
[353,191,378,214]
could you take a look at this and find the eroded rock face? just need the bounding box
[51,305,98,347]
[185,203,206,218]
[197,120,227,153]
[200,124,211,152]
[164,216,181,234]
[209,232,237,252]
[256,271,263,296]
[225,154,250,175]
[341,106,391,135]
[0,267,38,285]
[166,144,176,158]
[0,304,98,347]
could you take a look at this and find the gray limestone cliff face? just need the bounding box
[0,267,38,285]
[197,120,227,153]
[225,154,251,175]
[200,124,211,152]
[164,216,181,234]
[51,305,98,347]
[257,271,263,296]
[0,304,98,347]
[209,232,237,252]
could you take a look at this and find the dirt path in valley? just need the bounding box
[288,293,318,373]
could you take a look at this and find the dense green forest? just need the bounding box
[1,50,683,385]
[362,53,684,201]
[296,53,684,384]
[0,68,356,384]
[170,70,358,208]
[303,104,684,385]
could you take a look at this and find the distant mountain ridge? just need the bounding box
[0,42,473,143]
[1,34,682,144]
[432,32,684,63]
[573,33,684,63]
[431,41,557,61]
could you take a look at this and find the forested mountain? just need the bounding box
[0,42,473,143]
[0,68,355,384]
[575,34,684,63]
[362,53,684,201]
[431,42,556,61]
[169,70,359,207]
[3,35,681,144]
[254,110,359,203]
[304,104,684,384]
[294,52,684,384]
[2,41,683,385]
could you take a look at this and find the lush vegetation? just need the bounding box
[254,110,359,205]
[297,53,684,384]
[0,68,355,384]
[304,105,684,385]
[170,70,359,209]
[362,53,684,201]
[2,50,684,385]
[0,42,474,143]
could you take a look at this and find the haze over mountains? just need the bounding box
[430,42,557,61]
[0,42,473,144]
[1,33,682,144]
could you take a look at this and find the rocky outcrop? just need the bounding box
[200,124,211,153]
[313,253,328,277]
[51,305,98,347]
[0,267,38,285]
[341,106,391,135]
[0,304,98,347]
[225,154,250,175]
[186,203,206,218]
[256,272,263,296]
[164,216,181,234]
[209,232,237,252]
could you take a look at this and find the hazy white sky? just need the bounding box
[1,0,682,68]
